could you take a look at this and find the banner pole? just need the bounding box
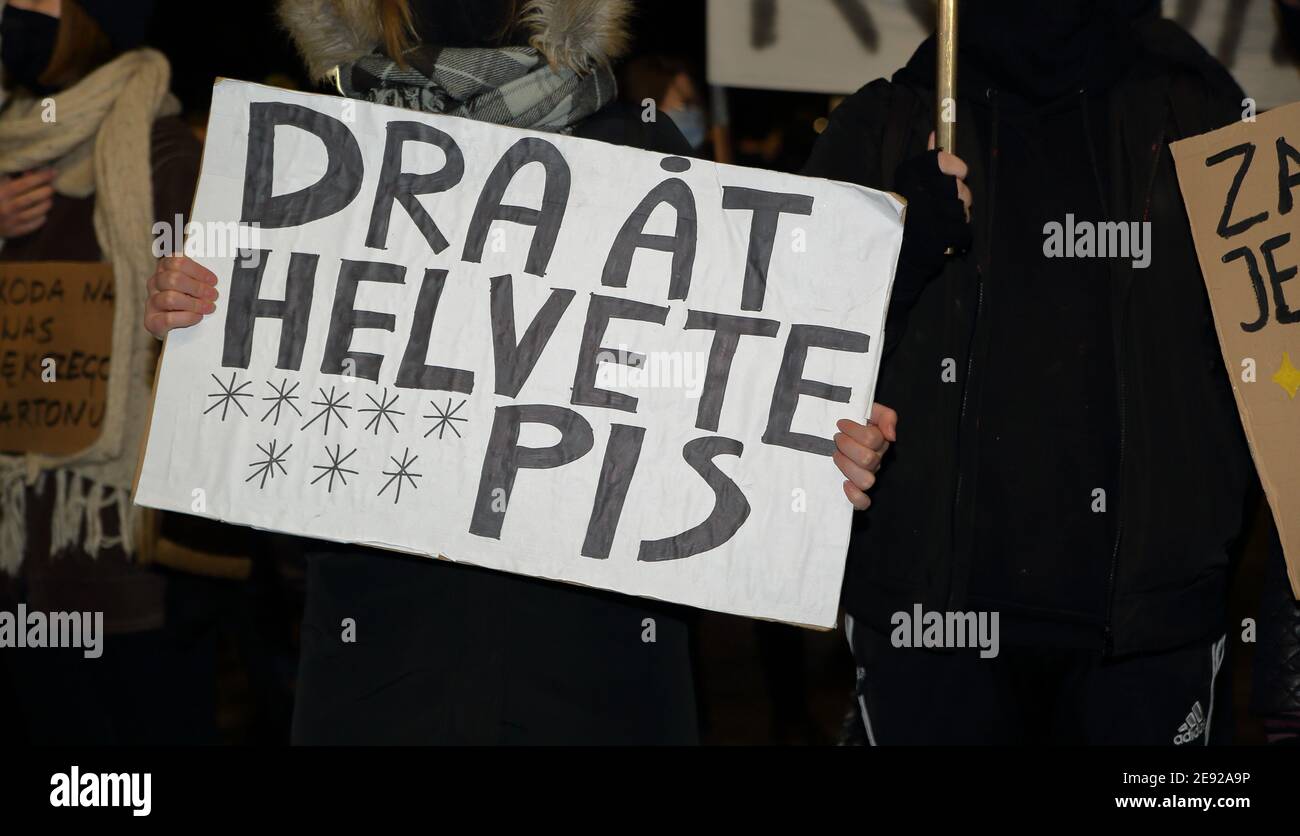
[936,0,958,154]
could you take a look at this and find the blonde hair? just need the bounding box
[379,0,417,61]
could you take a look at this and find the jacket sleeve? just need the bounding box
[150,116,203,231]
[802,80,929,359]
[801,80,892,190]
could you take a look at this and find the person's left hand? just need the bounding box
[834,402,898,510]
[0,169,55,239]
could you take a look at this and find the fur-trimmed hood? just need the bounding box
[278,0,633,81]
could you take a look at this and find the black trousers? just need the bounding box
[1,570,224,746]
[847,616,1227,745]
[292,547,698,745]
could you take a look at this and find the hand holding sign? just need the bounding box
[834,403,897,510]
[145,256,219,335]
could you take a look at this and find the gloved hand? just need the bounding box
[893,132,973,289]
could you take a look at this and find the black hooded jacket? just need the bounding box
[803,15,1253,656]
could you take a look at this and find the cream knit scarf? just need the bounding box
[0,49,179,572]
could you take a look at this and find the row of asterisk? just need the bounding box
[205,373,467,439]
[247,443,424,503]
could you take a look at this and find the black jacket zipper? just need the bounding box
[947,88,998,611]
[950,270,984,582]
[1102,124,1165,655]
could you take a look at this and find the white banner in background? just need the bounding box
[707,0,1299,109]
[134,80,904,628]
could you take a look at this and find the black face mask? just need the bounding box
[2,7,59,90]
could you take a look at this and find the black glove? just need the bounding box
[892,149,972,292]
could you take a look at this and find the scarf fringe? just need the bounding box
[0,472,25,575]
[0,467,136,576]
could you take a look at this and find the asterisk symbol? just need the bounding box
[378,447,422,503]
[359,387,405,435]
[261,378,302,426]
[423,398,467,440]
[310,444,358,492]
[302,386,352,435]
[246,439,292,489]
[204,372,252,421]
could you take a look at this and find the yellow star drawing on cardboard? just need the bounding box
[1273,351,1300,399]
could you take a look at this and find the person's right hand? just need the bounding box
[893,132,973,278]
[145,255,219,338]
[928,131,972,222]
[0,169,56,238]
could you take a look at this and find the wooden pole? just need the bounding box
[936,0,958,154]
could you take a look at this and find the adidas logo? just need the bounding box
[1173,701,1207,745]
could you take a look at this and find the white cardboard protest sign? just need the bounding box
[134,80,903,628]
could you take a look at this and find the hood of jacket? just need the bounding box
[893,11,1240,110]
[278,0,632,81]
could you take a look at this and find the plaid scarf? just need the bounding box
[339,45,616,133]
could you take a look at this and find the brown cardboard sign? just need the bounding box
[0,261,114,456]
[1171,102,1300,598]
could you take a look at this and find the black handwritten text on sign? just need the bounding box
[0,261,113,456]
[136,81,903,627]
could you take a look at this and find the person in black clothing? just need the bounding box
[804,0,1254,744]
